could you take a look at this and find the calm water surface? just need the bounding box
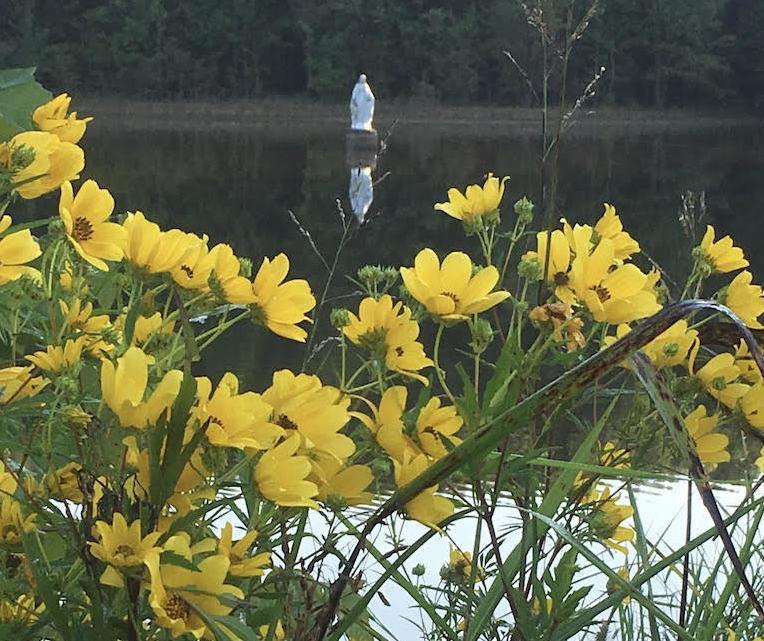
[76,120,764,389]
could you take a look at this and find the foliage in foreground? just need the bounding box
[0,69,764,641]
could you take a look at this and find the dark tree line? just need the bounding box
[1,0,763,109]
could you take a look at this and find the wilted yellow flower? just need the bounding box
[0,497,35,544]
[0,366,47,405]
[218,522,270,577]
[312,454,374,505]
[594,204,640,260]
[523,230,575,304]
[100,346,183,428]
[32,93,92,143]
[344,295,433,384]
[262,369,353,461]
[698,225,748,273]
[0,131,83,199]
[584,486,633,554]
[145,541,243,639]
[0,594,45,625]
[394,452,453,528]
[89,513,162,586]
[434,173,508,225]
[683,405,730,469]
[0,215,41,285]
[529,302,586,352]
[724,271,764,329]
[26,336,86,374]
[59,180,126,271]
[693,353,749,409]
[250,253,315,342]
[570,238,661,324]
[254,432,319,508]
[401,249,510,322]
[195,372,282,450]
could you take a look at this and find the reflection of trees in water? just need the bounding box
[16,124,763,391]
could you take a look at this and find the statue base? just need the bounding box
[345,129,378,168]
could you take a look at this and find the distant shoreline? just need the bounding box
[79,97,760,133]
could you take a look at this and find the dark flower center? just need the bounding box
[594,285,611,303]
[180,265,194,278]
[164,592,191,621]
[73,217,94,241]
[276,414,298,431]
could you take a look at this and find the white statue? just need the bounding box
[349,166,373,222]
[350,74,375,131]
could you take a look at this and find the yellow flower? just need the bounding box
[355,385,419,463]
[0,366,47,405]
[594,204,640,260]
[250,253,315,341]
[218,522,270,577]
[0,594,45,625]
[131,312,175,347]
[254,432,319,508]
[735,340,762,384]
[259,621,286,640]
[725,270,764,329]
[755,446,764,474]
[742,383,764,429]
[0,461,17,497]
[393,452,453,528]
[683,405,730,469]
[262,369,353,460]
[0,497,35,544]
[45,462,84,502]
[693,353,749,409]
[312,454,374,505]
[584,486,633,554]
[100,346,183,428]
[59,180,126,271]
[523,230,575,304]
[599,441,630,468]
[26,336,86,374]
[401,249,510,321]
[416,397,463,459]
[570,238,661,324]
[0,131,83,199]
[698,225,748,273]
[170,233,214,290]
[89,513,162,587]
[344,295,433,384]
[123,212,196,274]
[209,243,256,303]
[603,320,698,369]
[59,299,114,356]
[194,372,282,450]
[447,547,481,580]
[32,93,92,143]
[145,545,243,639]
[0,215,41,284]
[434,173,508,225]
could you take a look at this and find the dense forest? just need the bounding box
[2,0,763,109]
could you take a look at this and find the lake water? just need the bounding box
[76,119,764,391]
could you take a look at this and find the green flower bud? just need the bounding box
[691,246,713,278]
[330,307,351,329]
[518,256,543,281]
[238,256,253,278]
[469,317,494,354]
[513,197,534,225]
[412,563,426,577]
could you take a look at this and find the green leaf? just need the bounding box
[211,615,262,641]
[0,68,51,142]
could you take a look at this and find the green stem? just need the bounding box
[434,323,457,405]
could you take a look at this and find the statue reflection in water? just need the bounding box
[349,165,374,224]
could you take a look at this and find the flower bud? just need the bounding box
[330,307,351,329]
[514,197,534,225]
